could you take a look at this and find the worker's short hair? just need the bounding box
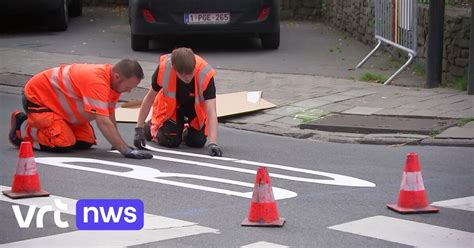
[171,47,196,74]
[112,59,144,79]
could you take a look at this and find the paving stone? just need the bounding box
[293,108,328,122]
[356,95,407,108]
[431,99,473,111]
[292,98,331,108]
[266,120,293,129]
[318,103,353,113]
[374,108,418,116]
[315,94,355,103]
[273,116,304,126]
[227,113,281,124]
[463,122,474,128]
[343,106,384,115]
[403,100,444,109]
[339,89,376,97]
[436,127,474,139]
[265,106,306,116]
[440,109,474,118]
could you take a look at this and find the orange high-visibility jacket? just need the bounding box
[24,64,120,125]
[151,54,216,135]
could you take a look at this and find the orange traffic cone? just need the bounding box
[387,153,439,214]
[242,166,285,227]
[2,141,50,199]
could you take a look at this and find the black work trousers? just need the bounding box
[156,109,207,148]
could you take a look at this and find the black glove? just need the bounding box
[123,148,153,159]
[208,143,223,157]
[134,127,146,149]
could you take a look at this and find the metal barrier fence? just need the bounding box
[357,0,418,85]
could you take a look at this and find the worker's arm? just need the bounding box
[205,98,218,144]
[109,109,118,128]
[96,115,152,159]
[137,88,158,128]
[96,115,130,153]
[205,98,222,157]
[134,88,158,149]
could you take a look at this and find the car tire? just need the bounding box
[260,32,280,50]
[131,34,149,51]
[69,0,83,17]
[48,0,69,31]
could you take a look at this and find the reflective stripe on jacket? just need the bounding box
[152,54,216,135]
[24,64,120,125]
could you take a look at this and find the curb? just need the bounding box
[223,122,474,147]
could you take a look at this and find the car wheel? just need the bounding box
[131,34,149,51]
[48,0,69,31]
[260,32,280,50]
[69,0,83,17]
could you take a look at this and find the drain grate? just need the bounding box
[299,114,459,135]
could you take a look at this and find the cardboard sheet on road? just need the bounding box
[115,91,275,123]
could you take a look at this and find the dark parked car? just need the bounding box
[128,0,280,51]
[0,0,82,31]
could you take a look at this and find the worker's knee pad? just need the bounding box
[157,120,181,148]
[39,144,75,152]
[183,127,207,148]
[157,131,181,148]
[74,141,94,150]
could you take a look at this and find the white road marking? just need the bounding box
[34,145,375,201]
[35,157,297,200]
[432,196,474,212]
[0,185,219,248]
[241,241,289,248]
[145,145,376,187]
[328,215,474,248]
[145,145,238,161]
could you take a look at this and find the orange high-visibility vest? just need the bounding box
[24,64,120,125]
[152,54,216,135]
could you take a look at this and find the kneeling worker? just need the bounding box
[9,59,152,159]
[134,47,223,157]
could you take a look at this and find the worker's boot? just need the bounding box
[9,110,27,147]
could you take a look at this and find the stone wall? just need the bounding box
[325,0,471,83]
[281,0,324,20]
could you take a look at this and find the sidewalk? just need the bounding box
[1,47,473,147]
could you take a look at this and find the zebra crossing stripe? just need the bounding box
[432,196,474,212]
[0,185,219,247]
[328,215,474,248]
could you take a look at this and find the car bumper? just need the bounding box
[0,0,62,15]
[129,0,280,36]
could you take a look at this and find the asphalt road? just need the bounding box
[1,92,473,247]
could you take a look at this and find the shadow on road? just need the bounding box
[148,34,265,54]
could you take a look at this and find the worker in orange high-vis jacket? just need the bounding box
[8,59,153,159]
[134,47,223,157]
